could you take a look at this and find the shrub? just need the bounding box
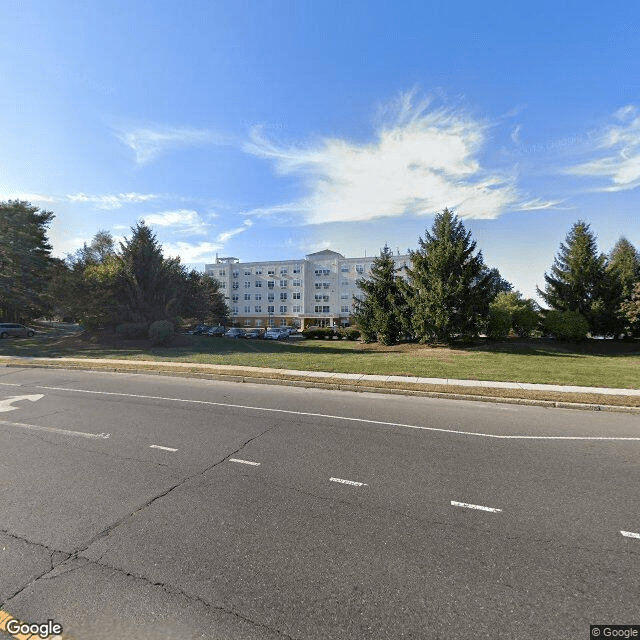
[487,305,512,339]
[148,320,175,346]
[303,327,335,339]
[542,310,589,341]
[512,305,540,338]
[337,327,361,341]
[116,322,149,340]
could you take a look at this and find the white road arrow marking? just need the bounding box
[0,394,44,413]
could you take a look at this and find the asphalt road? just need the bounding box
[0,366,639,640]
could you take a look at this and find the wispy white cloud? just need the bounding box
[143,209,209,234]
[0,192,57,203]
[244,90,519,224]
[162,241,224,264]
[215,219,253,243]
[66,192,158,209]
[567,105,640,191]
[516,198,566,211]
[115,125,231,164]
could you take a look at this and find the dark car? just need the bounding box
[0,323,36,338]
[243,328,263,339]
[225,328,245,338]
[206,326,226,337]
[263,327,288,340]
[191,324,210,335]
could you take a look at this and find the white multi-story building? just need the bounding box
[205,249,410,329]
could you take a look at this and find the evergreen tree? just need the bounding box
[352,244,407,345]
[607,237,640,303]
[537,220,610,334]
[404,208,492,343]
[0,200,55,321]
[117,222,184,325]
[181,271,230,326]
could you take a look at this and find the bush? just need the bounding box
[542,310,589,341]
[337,327,361,341]
[487,305,512,339]
[302,327,335,339]
[512,305,540,338]
[148,320,175,346]
[116,322,149,340]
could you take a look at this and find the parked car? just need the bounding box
[206,326,226,337]
[243,328,263,339]
[0,323,36,338]
[263,327,288,340]
[192,324,210,335]
[225,328,245,338]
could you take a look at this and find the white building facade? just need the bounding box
[204,249,410,329]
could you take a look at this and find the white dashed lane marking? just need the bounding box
[229,458,261,466]
[330,477,368,487]
[149,444,178,452]
[621,530,640,539]
[0,419,110,440]
[451,500,503,513]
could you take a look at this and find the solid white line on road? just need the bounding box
[620,530,640,539]
[149,444,178,452]
[330,477,368,487]
[451,500,502,513]
[6,381,640,442]
[229,458,260,466]
[0,419,110,440]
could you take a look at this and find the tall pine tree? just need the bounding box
[404,208,491,343]
[352,245,407,345]
[0,200,55,321]
[537,221,609,334]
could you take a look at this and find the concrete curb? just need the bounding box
[3,358,640,414]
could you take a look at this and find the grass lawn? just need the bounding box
[1,327,639,389]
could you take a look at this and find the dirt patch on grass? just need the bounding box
[353,341,471,359]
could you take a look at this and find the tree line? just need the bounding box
[354,208,640,344]
[2,200,639,344]
[1,201,229,341]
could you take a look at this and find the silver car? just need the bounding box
[0,323,35,338]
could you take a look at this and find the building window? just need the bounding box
[244,269,251,276]
[292,279,301,287]
[267,305,274,313]
[315,295,323,301]
[355,264,364,274]
[244,305,251,313]
[255,305,262,313]
[323,282,330,289]
[256,319,263,327]
[341,306,350,313]
[220,282,227,288]
[232,306,239,315]
[292,305,301,313]
[279,319,287,327]
[232,294,239,302]
[314,305,331,313]
[267,268,275,275]
[314,283,322,289]
[244,281,251,288]
[341,293,349,299]
[280,267,288,275]
[244,319,252,326]
[232,270,239,278]
[341,265,349,272]
[280,292,287,300]
[219,269,226,277]
[280,280,287,287]
[244,293,251,300]
[267,281,275,289]
[341,280,349,287]
[280,305,287,313]
[255,268,263,275]
[293,265,301,274]
[255,293,262,301]
[232,282,239,289]
[268,293,275,302]
[255,281,262,287]
[292,292,301,300]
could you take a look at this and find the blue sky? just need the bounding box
[1,0,639,301]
